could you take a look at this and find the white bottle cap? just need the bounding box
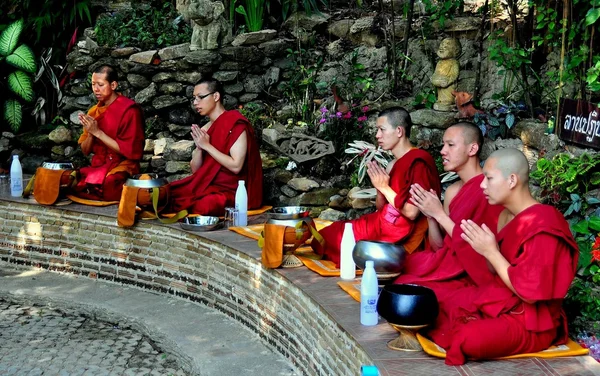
[365,260,374,268]
[238,180,245,185]
[12,155,18,160]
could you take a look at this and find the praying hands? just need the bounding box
[459,219,499,257]
[410,183,444,219]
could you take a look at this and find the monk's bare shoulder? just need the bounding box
[497,209,514,232]
[443,181,463,206]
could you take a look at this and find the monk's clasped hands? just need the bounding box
[79,113,100,137]
[191,124,210,150]
[366,161,389,190]
[410,183,443,219]
[459,219,499,257]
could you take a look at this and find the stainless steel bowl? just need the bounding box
[42,162,74,170]
[352,240,406,273]
[266,217,315,228]
[125,173,168,188]
[180,216,222,231]
[268,206,310,220]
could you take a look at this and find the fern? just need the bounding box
[4,100,23,132]
[0,19,23,57]
[8,71,34,102]
[6,45,37,73]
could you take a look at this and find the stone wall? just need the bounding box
[0,199,372,375]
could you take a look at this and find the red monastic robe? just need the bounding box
[75,95,145,201]
[169,110,263,216]
[313,148,441,267]
[442,204,578,365]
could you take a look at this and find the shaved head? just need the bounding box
[448,122,483,157]
[487,148,529,184]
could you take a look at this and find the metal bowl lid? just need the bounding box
[125,173,168,188]
[42,162,74,170]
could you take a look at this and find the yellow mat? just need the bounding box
[66,194,119,206]
[337,280,362,301]
[417,333,589,360]
[228,218,332,240]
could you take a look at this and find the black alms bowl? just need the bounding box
[376,284,439,326]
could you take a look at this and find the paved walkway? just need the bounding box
[0,266,297,376]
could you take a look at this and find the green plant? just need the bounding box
[345,140,393,184]
[0,19,37,132]
[236,0,266,32]
[318,105,373,162]
[472,101,525,140]
[95,2,192,49]
[420,0,463,33]
[412,87,437,109]
[275,0,328,21]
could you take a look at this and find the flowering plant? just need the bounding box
[593,234,600,264]
[317,105,373,161]
[345,140,393,184]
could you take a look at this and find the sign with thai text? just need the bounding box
[557,98,600,150]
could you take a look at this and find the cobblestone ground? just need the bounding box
[0,299,188,376]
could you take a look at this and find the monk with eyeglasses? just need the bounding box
[169,78,263,215]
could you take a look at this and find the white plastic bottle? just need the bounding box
[234,180,248,226]
[10,155,23,197]
[340,223,356,280]
[360,260,379,326]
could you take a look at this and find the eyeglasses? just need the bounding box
[191,92,215,103]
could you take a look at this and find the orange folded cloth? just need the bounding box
[117,184,140,227]
[261,223,286,268]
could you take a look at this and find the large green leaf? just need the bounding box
[0,19,23,57]
[6,44,36,73]
[3,99,23,132]
[7,71,34,102]
[585,8,600,26]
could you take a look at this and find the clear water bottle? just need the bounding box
[360,260,379,326]
[234,180,248,226]
[340,223,356,280]
[10,155,23,197]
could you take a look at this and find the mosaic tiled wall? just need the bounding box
[0,201,372,375]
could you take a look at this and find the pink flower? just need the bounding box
[319,118,327,124]
[336,112,343,118]
[357,116,368,122]
[343,111,352,119]
[362,106,369,113]
[320,107,329,114]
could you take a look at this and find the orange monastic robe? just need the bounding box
[441,204,578,365]
[169,110,263,216]
[313,148,441,267]
[75,95,144,201]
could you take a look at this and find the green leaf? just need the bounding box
[6,44,36,73]
[585,8,600,26]
[8,71,34,102]
[3,99,23,132]
[505,113,515,128]
[0,19,23,56]
[589,216,600,231]
[572,219,589,234]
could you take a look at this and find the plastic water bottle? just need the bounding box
[340,223,356,280]
[360,365,380,376]
[234,180,248,226]
[360,260,379,326]
[10,155,23,197]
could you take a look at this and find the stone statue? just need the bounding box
[176,0,232,50]
[431,38,461,112]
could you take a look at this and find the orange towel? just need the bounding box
[117,184,140,228]
[261,224,286,268]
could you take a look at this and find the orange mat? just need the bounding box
[66,194,119,207]
[337,280,362,301]
[417,333,589,360]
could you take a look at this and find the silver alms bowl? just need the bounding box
[180,216,222,231]
[42,162,74,170]
[267,206,310,220]
[352,240,406,273]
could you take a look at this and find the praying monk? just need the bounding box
[311,107,441,267]
[169,78,263,215]
[394,122,504,347]
[441,148,578,364]
[75,65,145,201]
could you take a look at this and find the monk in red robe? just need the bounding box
[311,107,441,267]
[75,65,145,201]
[443,148,578,365]
[169,78,262,216]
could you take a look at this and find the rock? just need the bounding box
[0,138,10,153]
[168,108,196,125]
[153,138,174,155]
[232,30,277,46]
[51,145,65,156]
[134,82,157,105]
[283,11,330,33]
[219,46,263,63]
[127,73,150,88]
[287,187,338,206]
[411,126,445,147]
[144,139,155,153]
[259,39,292,58]
[350,16,375,34]
[158,43,190,61]
[151,95,187,110]
[165,161,191,174]
[213,71,238,82]
[225,82,244,95]
[150,156,166,170]
[48,126,72,144]
[438,16,480,32]
[167,124,190,137]
[129,50,159,64]
[163,140,195,161]
[280,185,298,197]
[348,187,375,209]
[325,40,345,59]
[513,119,561,151]
[174,72,203,84]
[244,75,265,93]
[239,93,259,103]
[263,67,280,87]
[328,194,351,210]
[111,47,140,58]
[64,146,75,157]
[21,155,48,174]
[273,169,293,184]
[288,177,320,191]
[152,72,175,83]
[410,108,456,128]
[69,110,85,125]
[184,50,221,66]
[159,82,184,94]
[67,51,95,73]
[328,19,354,38]
[319,208,346,221]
